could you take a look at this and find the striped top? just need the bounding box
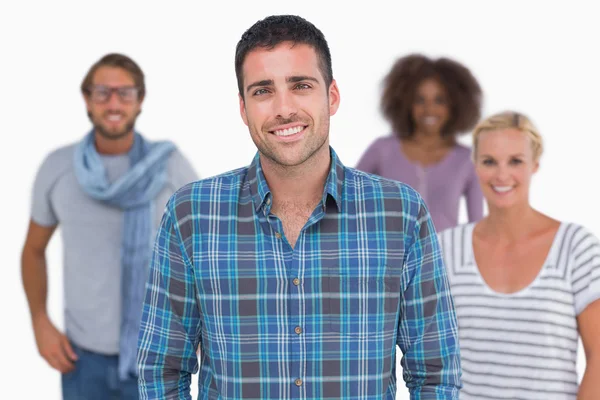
[137,147,462,399]
[438,222,600,399]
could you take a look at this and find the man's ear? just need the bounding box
[239,93,249,126]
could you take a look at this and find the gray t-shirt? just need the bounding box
[30,142,198,355]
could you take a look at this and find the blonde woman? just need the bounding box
[438,111,600,399]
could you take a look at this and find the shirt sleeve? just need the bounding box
[355,138,382,175]
[571,226,600,315]
[137,202,202,399]
[397,197,462,399]
[464,161,484,223]
[30,154,60,227]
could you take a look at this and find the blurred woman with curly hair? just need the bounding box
[356,54,484,231]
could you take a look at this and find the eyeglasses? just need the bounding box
[87,85,140,104]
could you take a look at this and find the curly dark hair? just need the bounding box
[381,54,482,139]
[235,15,333,99]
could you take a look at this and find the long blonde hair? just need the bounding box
[472,111,543,162]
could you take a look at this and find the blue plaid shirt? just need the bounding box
[137,148,461,399]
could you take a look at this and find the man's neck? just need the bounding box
[94,130,135,155]
[261,144,331,210]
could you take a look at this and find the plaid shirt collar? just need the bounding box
[247,146,345,215]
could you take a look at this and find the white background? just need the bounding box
[1,1,599,398]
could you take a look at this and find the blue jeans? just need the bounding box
[61,341,139,400]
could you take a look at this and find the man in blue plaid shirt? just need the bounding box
[137,14,462,400]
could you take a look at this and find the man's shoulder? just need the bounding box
[165,145,187,163]
[36,142,78,179]
[42,142,77,165]
[344,166,423,205]
[166,165,249,209]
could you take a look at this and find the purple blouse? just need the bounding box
[356,135,484,231]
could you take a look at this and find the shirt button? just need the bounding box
[292,278,300,286]
[275,232,282,239]
[294,326,302,335]
[295,378,303,386]
[266,197,271,205]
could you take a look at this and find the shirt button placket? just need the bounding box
[289,243,303,397]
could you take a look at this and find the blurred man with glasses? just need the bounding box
[20,53,198,399]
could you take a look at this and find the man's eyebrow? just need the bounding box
[245,76,320,94]
[246,79,273,94]
[287,76,319,84]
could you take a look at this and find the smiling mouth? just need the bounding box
[105,113,125,123]
[492,185,514,193]
[423,116,440,125]
[270,125,306,137]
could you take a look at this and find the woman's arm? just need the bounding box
[577,299,600,399]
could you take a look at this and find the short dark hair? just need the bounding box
[381,54,482,139]
[235,15,333,98]
[81,53,145,99]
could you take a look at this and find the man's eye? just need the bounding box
[295,83,311,90]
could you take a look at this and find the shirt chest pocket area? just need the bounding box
[326,267,401,337]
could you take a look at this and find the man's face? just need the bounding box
[239,42,340,168]
[84,66,142,140]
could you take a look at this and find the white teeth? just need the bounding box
[107,115,122,121]
[493,186,513,193]
[424,117,438,125]
[274,126,303,136]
